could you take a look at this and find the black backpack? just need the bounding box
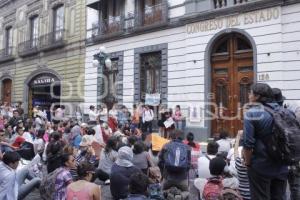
[263,106,300,165]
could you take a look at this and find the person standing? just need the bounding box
[173,105,183,130]
[142,105,154,134]
[272,87,300,200]
[88,105,99,124]
[243,83,288,200]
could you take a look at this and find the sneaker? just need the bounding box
[104,179,110,185]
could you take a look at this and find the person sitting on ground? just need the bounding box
[184,132,201,178]
[0,151,41,199]
[197,157,239,200]
[216,130,231,158]
[46,132,64,173]
[54,153,75,200]
[12,126,26,148]
[110,146,142,200]
[98,137,118,175]
[197,141,219,179]
[158,130,191,193]
[126,172,151,200]
[133,141,154,174]
[67,161,101,200]
[33,128,45,155]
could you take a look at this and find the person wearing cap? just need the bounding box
[272,88,300,200]
[110,146,142,200]
[243,83,288,200]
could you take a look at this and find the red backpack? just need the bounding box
[203,177,223,200]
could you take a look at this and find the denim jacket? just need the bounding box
[243,103,288,179]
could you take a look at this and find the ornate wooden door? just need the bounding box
[211,33,253,137]
[2,79,12,105]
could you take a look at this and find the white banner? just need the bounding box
[145,93,160,106]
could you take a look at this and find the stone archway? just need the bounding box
[23,68,63,116]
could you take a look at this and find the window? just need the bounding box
[140,52,162,100]
[30,16,39,47]
[5,27,13,54]
[53,5,64,40]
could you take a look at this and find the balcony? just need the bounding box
[86,3,168,44]
[184,0,278,17]
[135,3,168,30]
[0,47,15,63]
[39,29,67,51]
[87,16,125,43]
[18,39,39,57]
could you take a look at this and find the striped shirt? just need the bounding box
[235,157,251,200]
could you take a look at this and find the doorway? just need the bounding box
[2,79,12,105]
[28,74,61,118]
[210,33,254,137]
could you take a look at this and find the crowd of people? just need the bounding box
[0,83,299,200]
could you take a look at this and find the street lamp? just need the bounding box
[93,46,113,107]
[93,46,112,70]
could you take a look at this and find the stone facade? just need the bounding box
[0,0,86,116]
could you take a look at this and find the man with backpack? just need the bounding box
[243,83,289,200]
[158,130,191,196]
[273,88,300,200]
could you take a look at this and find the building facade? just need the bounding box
[0,0,86,117]
[84,0,300,140]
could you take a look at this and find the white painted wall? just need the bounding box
[84,4,300,128]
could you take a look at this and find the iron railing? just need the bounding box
[18,39,39,57]
[135,3,168,28]
[0,46,15,63]
[39,29,66,51]
[214,0,249,9]
[87,16,125,42]
[86,3,168,43]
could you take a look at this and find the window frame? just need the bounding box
[29,15,39,47]
[53,4,64,40]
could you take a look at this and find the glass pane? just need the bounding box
[238,66,253,72]
[216,80,228,108]
[140,52,162,97]
[54,6,64,40]
[214,68,228,75]
[240,81,251,106]
[215,40,228,53]
[237,37,251,50]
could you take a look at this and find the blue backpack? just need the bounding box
[164,141,189,172]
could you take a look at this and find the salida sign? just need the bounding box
[31,75,58,86]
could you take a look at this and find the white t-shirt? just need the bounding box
[197,154,216,179]
[89,110,99,121]
[217,139,231,153]
[143,109,154,122]
[93,125,104,144]
[23,132,33,143]
[33,138,45,154]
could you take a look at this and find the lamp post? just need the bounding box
[93,46,112,107]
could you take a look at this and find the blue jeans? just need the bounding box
[17,167,41,200]
[175,120,182,130]
[288,166,300,200]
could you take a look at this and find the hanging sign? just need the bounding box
[145,93,160,106]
